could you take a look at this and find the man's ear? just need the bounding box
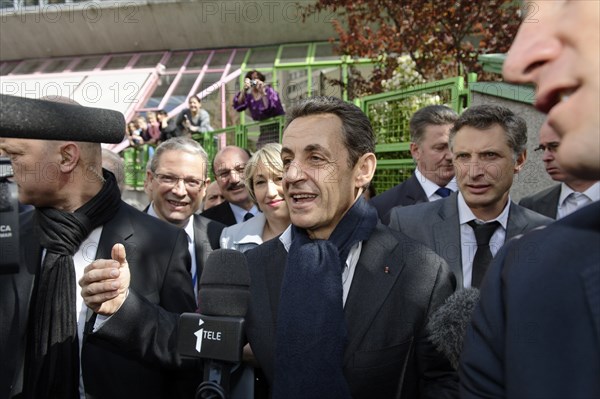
[514,150,527,174]
[410,142,420,161]
[354,152,377,189]
[58,142,80,173]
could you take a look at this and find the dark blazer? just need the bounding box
[201,200,237,226]
[143,204,224,291]
[244,224,459,399]
[0,202,196,399]
[370,174,428,225]
[460,201,600,398]
[192,213,225,281]
[388,192,553,288]
[519,184,561,219]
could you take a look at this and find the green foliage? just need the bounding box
[302,0,521,93]
[367,56,442,144]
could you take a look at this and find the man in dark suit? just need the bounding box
[390,105,552,288]
[144,137,225,300]
[460,2,600,397]
[0,133,196,399]
[370,105,458,224]
[519,121,598,219]
[201,145,258,226]
[244,96,458,398]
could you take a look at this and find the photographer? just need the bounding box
[233,70,285,148]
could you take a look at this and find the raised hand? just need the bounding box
[79,243,131,316]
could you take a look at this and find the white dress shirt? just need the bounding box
[557,181,600,219]
[457,193,509,288]
[230,203,259,224]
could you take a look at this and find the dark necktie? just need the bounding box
[243,212,254,221]
[467,220,500,288]
[435,187,452,198]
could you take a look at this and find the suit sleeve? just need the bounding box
[459,245,509,398]
[89,229,196,369]
[417,260,459,399]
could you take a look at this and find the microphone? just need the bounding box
[427,288,480,370]
[177,249,251,399]
[0,94,125,144]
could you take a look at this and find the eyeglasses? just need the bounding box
[153,173,205,190]
[215,165,246,180]
[534,142,559,153]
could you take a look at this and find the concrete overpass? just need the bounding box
[0,0,336,61]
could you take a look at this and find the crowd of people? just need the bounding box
[1,2,599,398]
[126,70,285,151]
[126,95,214,148]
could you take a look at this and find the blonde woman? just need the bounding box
[220,143,290,252]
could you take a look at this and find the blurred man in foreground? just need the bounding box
[460,2,600,397]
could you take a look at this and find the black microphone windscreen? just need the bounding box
[198,249,251,318]
[0,94,125,144]
[427,288,480,370]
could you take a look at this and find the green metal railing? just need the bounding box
[355,74,475,194]
[123,129,219,190]
[124,73,476,193]
[234,115,286,153]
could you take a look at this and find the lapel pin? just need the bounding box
[384,266,390,274]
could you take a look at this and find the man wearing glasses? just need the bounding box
[201,145,259,226]
[519,121,599,219]
[146,137,225,301]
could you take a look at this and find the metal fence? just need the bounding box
[124,74,474,193]
[355,75,474,195]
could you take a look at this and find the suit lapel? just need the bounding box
[224,203,237,226]
[87,204,134,324]
[96,203,134,261]
[343,226,406,366]
[193,215,208,279]
[405,175,428,204]
[433,195,463,288]
[506,202,531,240]
[193,216,203,269]
[581,265,600,345]
[539,186,560,219]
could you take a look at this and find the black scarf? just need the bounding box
[25,169,121,399]
[273,196,378,398]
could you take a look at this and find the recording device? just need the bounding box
[0,158,19,275]
[0,95,127,274]
[249,79,259,88]
[178,249,251,399]
[427,288,480,369]
[0,94,125,143]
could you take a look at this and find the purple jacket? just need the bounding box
[233,86,285,121]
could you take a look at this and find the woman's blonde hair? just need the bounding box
[244,143,283,205]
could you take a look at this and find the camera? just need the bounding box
[0,156,19,274]
[250,79,258,87]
